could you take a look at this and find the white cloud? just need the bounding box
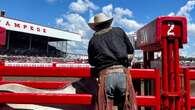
[55,0,99,54]
[176,0,195,20]
[184,44,190,49]
[168,12,175,16]
[56,13,93,54]
[89,9,94,18]
[119,18,142,31]
[180,44,194,57]
[102,4,113,17]
[56,18,64,25]
[169,0,195,21]
[114,7,133,18]
[175,1,195,39]
[180,49,188,56]
[85,0,99,10]
[188,23,195,36]
[69,0,99,13]
[113,7,142,31]
[63,13,90,33]
[191,52,195,57]
[101,4,142,32]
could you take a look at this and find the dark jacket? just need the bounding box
[88,27,134,74]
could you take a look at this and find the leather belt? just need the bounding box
[106,65,125,73]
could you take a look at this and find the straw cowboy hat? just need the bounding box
[88,13,113,31]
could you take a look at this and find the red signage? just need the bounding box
[3,20,47,33]
[136,16,187,50]
[0,17,82,42]
[161,21,182,38]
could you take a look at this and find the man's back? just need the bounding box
[88,27,134,72]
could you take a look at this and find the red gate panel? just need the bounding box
[0,66,160,109]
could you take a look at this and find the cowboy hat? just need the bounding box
[88,13,113,31]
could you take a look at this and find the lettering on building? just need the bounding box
[2,20,47,33]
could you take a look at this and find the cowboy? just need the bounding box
[88,13,137,110]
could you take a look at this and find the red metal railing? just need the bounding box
[184,68,195,110]
[0,66,160,109]
[130,69,161,109]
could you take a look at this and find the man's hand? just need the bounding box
[128,54,134,61]
[128,54,135,66]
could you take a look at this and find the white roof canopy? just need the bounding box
[0,17,81,41]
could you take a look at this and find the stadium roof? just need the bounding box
[0,16,81,41]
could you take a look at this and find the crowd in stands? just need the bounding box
[180,60,195,67]
[0,54,88,64]
[0,46,65,58]
[0,55,65,63]
[0,44,70,63]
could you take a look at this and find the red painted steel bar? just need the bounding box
[0,66,91,77]
[186,69,195,78]
[168,41,175,93]
[184,68,190,110]
[0,93,160,106]
[0,93,93,104]
[0,66,158,78]
[174,40,182,110]
[144,69,161,110]
[155,69,161,110]
[0,81,70,89]
[162,38,169,109]
[130,69,159,78]
[168,41,175,110]
[136,96,158,106]
[190,97,195,107]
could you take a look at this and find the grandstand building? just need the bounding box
[0,12,81,58]
[127,32,137,49]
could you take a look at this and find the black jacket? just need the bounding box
[88,27,134,74]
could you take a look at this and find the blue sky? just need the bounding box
[0,0,195,57]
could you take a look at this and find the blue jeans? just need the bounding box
[105,72,127,100]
